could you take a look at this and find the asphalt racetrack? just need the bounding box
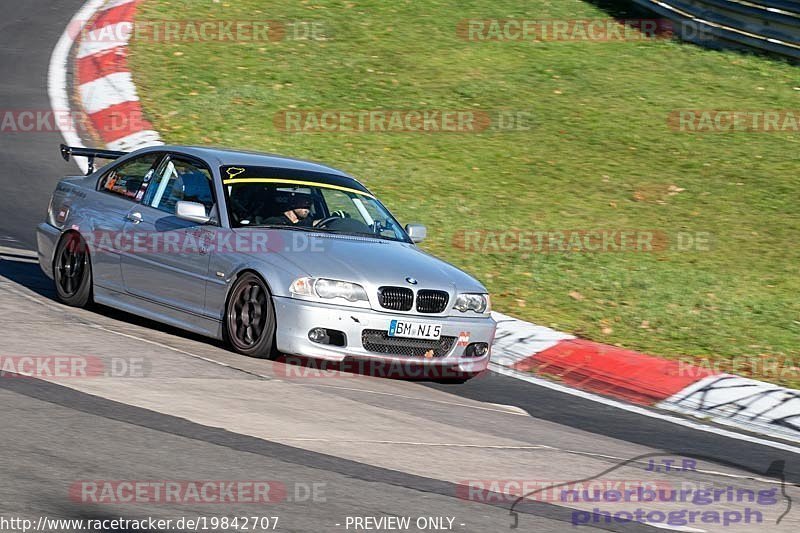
[0,2,798,532]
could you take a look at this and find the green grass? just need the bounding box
[129,0,800,386]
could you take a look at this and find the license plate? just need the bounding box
[388,320,442,340]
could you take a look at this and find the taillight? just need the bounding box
[46,195,56,226]
[47,196,69,227]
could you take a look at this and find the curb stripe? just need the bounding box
[658,374,800,442]
[78,71,139,114]
[76,47,128,86]
[490,311,573,367]
[102,0,139,9]
[89,100,153,143]
[512,339,715,405]
[106,130,162,152]
[89,1,140,33]
[76,21,134,59]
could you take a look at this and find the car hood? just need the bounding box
[259,230,486,292]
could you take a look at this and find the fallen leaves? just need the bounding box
[667,184,686,196]
[632,184,686,203]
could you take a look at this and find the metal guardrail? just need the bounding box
[631,0,800,60]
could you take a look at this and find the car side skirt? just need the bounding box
[93,285,223,340]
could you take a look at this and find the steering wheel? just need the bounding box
[316,215,345,228]
[229,196,249,224]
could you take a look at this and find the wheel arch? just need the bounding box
[52,228,92,271]
[223,268,276,306]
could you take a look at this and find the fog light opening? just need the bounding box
[308,328,329,344]
[465,342,489,357]
[308,328,347,347]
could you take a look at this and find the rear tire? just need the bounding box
[53,232,93,308]
[224,273,279,359]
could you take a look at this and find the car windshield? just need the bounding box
[221,166,411,242]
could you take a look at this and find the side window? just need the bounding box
[98,153,160,201]
[143,157,215,217]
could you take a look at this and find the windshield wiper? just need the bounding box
[321,228,404,242]
[246,224,407,242]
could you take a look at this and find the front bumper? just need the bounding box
[273,295,496,375]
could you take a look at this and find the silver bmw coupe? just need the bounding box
[38,145,496,380]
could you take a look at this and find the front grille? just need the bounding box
[378,286,413,311]
[361,329,456,358]
[416,290,449,313]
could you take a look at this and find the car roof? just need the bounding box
[135,145,368,188]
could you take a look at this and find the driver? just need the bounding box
[262,194,314,226]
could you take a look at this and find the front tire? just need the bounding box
[224,273,278,359]
[53,232,93,308]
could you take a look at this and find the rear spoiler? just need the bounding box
[60,144,128,175]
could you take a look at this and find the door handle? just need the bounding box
[125,212,143,224]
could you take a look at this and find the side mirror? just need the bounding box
[405,223,427,243]
[176,201,210,224]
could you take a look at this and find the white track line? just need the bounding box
[269,439,551,449]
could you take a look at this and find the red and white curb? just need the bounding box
[49,0,161,174]
[491,312,800,443]
[659,375,800,442]
[51,1,800,447]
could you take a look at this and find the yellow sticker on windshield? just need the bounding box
[222,178,375,199]
[225,167,246,179]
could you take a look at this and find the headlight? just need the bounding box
[453,293,491,314]
[290,277,369,305]
[289,277,315,297]
[314,278,369,302]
